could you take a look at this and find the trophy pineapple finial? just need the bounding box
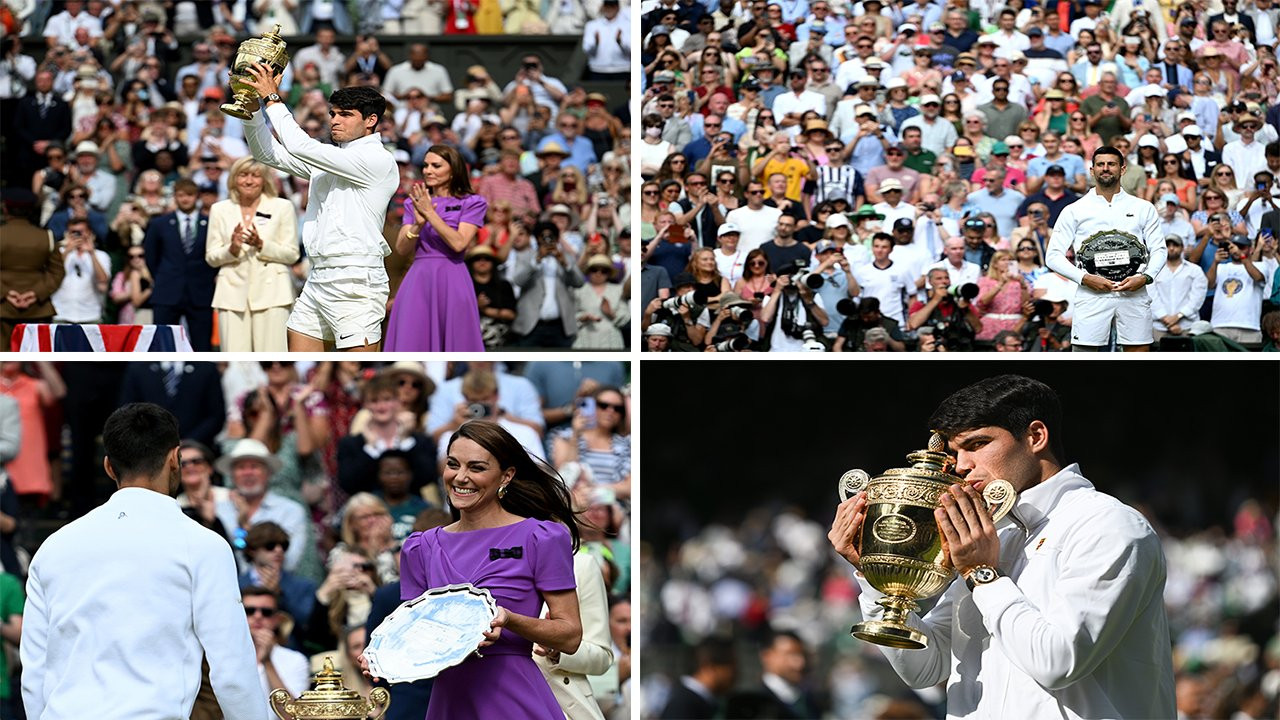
[928,432,945,452]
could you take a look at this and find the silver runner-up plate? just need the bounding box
[1077,229,1148,283]
[365,583,497,683]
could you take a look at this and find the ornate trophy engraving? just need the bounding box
[1077,228,1149,283]
[838,433,1017,650]
[220,25,290,120]
[268,657,390,719]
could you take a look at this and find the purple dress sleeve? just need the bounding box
[399,530,430,601]
[459,194,488,229]
[402,197,417,227]
[529,521,576,594]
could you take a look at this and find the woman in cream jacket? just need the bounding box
[206,157,299,351]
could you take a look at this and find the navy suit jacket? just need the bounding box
[144,210,218,307]
[118,362,226,449]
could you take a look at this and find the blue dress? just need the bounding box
[385,194,488,351]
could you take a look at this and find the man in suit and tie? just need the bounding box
[144,179,219,350]
[660,637,737,719]
[511,221,584,348]
[726,630,824,719]
[12,70,72,186]
[118,362,226,451]
[1158,39,1195,90]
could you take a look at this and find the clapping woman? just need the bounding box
[206,156,299,352]
[361,420,583,719]
[385,145,488,351]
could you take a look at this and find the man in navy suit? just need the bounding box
[118,362,226,451]
[12,70,72,187]
[144,178,219,351]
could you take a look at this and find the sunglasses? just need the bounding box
[259,361,290,370]
[255,541,289,552]
[244,606,277,617]
[746,189,764,195]
[69,193,88,199]
[597,401,625,412]
[399,378,424,388]
[129,252,146,259]
[749,259,767,266]
[643,190,658,196]
[179,458,206,468]
[1017,246,1036,251]
[589,267,611,274]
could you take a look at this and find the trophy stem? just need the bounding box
[851,595,928,649]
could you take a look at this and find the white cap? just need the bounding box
[878,177,904,192]
[1164,134,1187,154]
[1176,111,1197,123]
[919,93,941,105]
[854,103,875,117]
[1137,134,1160,148]
[884,77,907,90]
[717,222,742,237]
[1181,124,1203,136]
[825,213,852,229]
[1143,85,1167,98]
[644,322,674,337]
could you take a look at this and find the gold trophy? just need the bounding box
[838,433,1017,650]
[220,24,290,120]
[268,657,391,719]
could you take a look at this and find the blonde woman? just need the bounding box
[206,156,299,352]
[331,492,399,585]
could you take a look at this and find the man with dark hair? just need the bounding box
[1047,146,1166,351]
[242,586,310,700]
[830,375,1175,719]
[241,64,399,352]
[21,403,266,720]
[726,629,821,718]
[144,177,217,350]
[660,637,737,718]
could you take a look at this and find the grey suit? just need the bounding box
[512,253,584,344]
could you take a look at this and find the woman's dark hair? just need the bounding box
[591,385,627,434]
[642,112,663,128]
[927,374,1064,463]
[425,143,475,197]
[103,402,180,480]
[448,420,581,551]
[742,248,770,278]
[329,85,388,123]
[1160,152,1194,181]
[1093,145,1127,166]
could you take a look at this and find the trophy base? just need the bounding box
[850,620,928,650]
[220,102,254,121]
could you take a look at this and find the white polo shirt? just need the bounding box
[1046,188,1166,288]
[1149,259,1207,331]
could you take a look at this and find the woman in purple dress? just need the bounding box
[362,420,583,719]
[385,145,488,351]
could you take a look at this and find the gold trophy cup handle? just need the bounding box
[982,479,1017,523]
[368,687,392,719]
[268,688,294,720]
[838,469,871,502]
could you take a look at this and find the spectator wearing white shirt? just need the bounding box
[1221,113,1268,187]
[583,0,630,80]
[242,587,311,705]
[725,181,784,254]
[1206,233,1266,343]
[772,69,828,139]
[290,28,347,88]
[382,43,454,106]
[852,233,915,324]
[42,0,103,49]
[1150,235,1207,341]
[51,217,110,324]
[927,237,983,288]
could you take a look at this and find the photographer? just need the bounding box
[50,216,111,324]
[644,272,711,351]
[1239,171,1278,235]
[833,297,906,352]
[643,322,674,352]
[702,291,761,351]
[907,267,981,351]
[512,221,584,348]
[1020,292,1072,352]
[759,265,829,351]
[811,239,860,339]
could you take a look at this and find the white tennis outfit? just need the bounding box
[245,103,399,348]
[1047,188,1166,346]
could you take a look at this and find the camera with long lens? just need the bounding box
[661,287,711,314]
[466,402,494,419]
[1026,299,1056,325]
[772,259,824,290]
[712,334,751,352]
[835,297,859,317]
[949,283,979,300]
[801,328,826,352]
[726,305,753,323]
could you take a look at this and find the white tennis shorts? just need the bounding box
[1070,287,1154,347]
[287,265,389,348]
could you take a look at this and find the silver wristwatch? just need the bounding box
[964,565,1002,591]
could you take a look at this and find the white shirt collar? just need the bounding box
[762,672,801,704]
[1004,462,1092,532]
[680,675,715,702]
[340,131,384,150]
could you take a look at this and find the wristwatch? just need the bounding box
[1141,273,1154,286]
[264,93,282,105]
[964,565,1002,591]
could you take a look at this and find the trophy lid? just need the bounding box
[293,657,363,702]
[905,432,956,474]
[262,24,284,42]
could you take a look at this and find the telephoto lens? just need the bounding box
[950,282,979,300]
[727,305,753,323]
[712,334,751,352]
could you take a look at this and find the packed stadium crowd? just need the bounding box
[0,0,631,352]
[0,359,631,719]
[640,501,1280,719]
[636,0,1280,351]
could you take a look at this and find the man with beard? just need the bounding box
[1047,146,1166,351]
[1149,234,1207,342]
[21,403,266,720]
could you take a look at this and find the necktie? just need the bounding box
[182,215,194,255]
[1166,62,1176,85]
[38,94,48,118]
[164,364,180,397]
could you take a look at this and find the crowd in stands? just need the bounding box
[0,0,631,351]
[640,500,1279,719]
[0,359,631,719]
[636,0,1280,351]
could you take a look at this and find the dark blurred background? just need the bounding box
[640,360,1280,719]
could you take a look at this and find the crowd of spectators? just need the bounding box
[0,0,630,351]
[0,359,631,718]
[640,500,1280,719]
[636,0,1280,351]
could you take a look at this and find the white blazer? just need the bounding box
[535,552,613,720]
[206,196,299,312]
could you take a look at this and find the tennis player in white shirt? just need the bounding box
[241,64,399,351]
[22,403,267,720]
[1046,146,1166,350]
[830,375,1176,720]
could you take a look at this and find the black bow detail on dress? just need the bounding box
[489,546,523,560]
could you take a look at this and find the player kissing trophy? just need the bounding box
[221,24,291,120]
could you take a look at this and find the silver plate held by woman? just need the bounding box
[364,583,497,683]
[1077,229,1148,283]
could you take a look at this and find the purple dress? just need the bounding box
[399,518,575,720]
[385,194,488,351]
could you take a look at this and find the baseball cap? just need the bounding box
[854,104,875,117]
[1027,26,1044,36]
[1176,111,1197,123]
[717,222,742,237]
[1230,233,1252,246]
[952,145,975,157]
[919,93,941,106]
[548,203,573,216]
[644,322,673,338]
[653,70,676,83]
[672,271,697,288]
[1187,320,1214,336]
[1044,88,1066,100]
[893,217,914,231]
[1181,124,1203,136]
[992,141,1010,155]
[884,77,907,90]
[74,141,99,156]
[202,87,225,100]
[878,178,904,193]
[1044,164,1065,175]
[976,35,998,45]
[1164,234,1185,245]
[810,22,827,34]
[814,239,840,254]
[825,213,853,229]
[1138,134,1160,148]
[1160,193,1180,205]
